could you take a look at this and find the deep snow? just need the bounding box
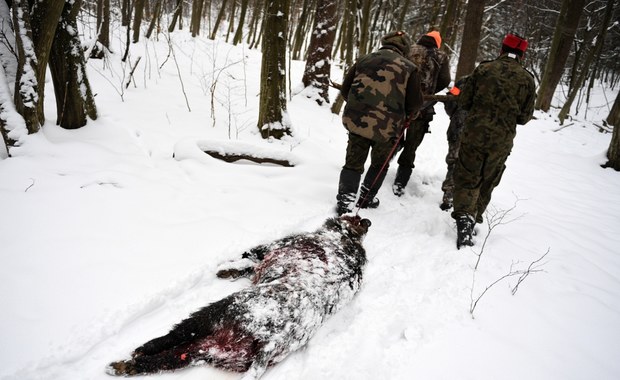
[1,30,619,380]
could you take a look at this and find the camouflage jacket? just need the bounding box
[341,47,424,142]
[458,54,536,149]
[408,42,451,97]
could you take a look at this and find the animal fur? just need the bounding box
[108,215,371,379]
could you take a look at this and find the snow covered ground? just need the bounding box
[1,30,619,380]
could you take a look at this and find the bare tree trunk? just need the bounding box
[91,0,111,58]
[290,0,312,60]
[12,0,40,133]
[558,0,614,124]
[330,0,355,115]
[604,91,620,170]
[190,0,205,37]
[225,0,237,43]
[210,0,229,40]
[396,0,411,30]
[121,0,131,26]
[146,0,163,39]
[246,0,263,45]
[257,0,291,139]
[455,0,484,80]
[439,0,458,53]
[535,0,585,112]
[233,0,249,45]
[301,0,338,105]
[132,0,146,43]
[29,0,65,126]
[168,0,183,32]
[358,0,372,57]
[48,0,98,129]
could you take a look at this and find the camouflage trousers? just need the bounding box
[341,132,397,196]
[451,141,509,223]
[440,137,461,198]
[396,115,432,170]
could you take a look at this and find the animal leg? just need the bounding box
[109,342,203,376]
[239,349,274,380]
[216,258,256,279]
[133,296,234,357]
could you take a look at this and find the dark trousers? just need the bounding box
[339,133,395,199]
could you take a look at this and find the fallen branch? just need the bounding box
[125,56,142,89]
[204,150,294,167]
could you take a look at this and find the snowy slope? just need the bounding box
[0,31,619,380]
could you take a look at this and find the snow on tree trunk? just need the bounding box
[48,0,98,129]
[257,0,291,139]
[91,0,111,59]
[12,0,41,134]
[301,0,337,105]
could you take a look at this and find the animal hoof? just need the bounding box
[107,360,137,376]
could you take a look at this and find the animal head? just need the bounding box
[324,215,371,240]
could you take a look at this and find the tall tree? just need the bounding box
[604,91,620,170]
[301,0,338,105]
[210,0,229,40]
[190,0,205,37]
[91,0,111,59]
[48,0,98,129]
[12,0,40,133]
[535,0,585,112]
[168,0,183,32]
[290,0,313,60]
[330,0,356,115]
[439,0,459,54]
[132,0,146,43]
[29,0,65,126]
[558,0,614,124]
[455,0,485,80]
[257,0,291,139]
[232,0,250,45]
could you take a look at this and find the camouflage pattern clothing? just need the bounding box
[337,32,424,215]
[393,34,451,194]
[341,47,423,143]
[451,54,536,223]
[440,76,470,210]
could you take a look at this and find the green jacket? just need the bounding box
[341,47,423,142]
[459,54,536,149]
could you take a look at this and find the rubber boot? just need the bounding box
[456,215,475,249]
[336,169,361,215]
[392,165,412,197]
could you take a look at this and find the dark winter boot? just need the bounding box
[456,215,475,249]
[356,185,380,209]
[336,192,356,215]
[393,165,412,197]
[336,169,361,215]
[357,164,387,209]
[440,191,453,211]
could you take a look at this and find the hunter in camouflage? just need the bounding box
[393,30,451,196]
[452,33,536,249]
[440,75,470,211]
[336,31,424,215]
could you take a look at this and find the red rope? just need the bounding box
[355,119,410,216]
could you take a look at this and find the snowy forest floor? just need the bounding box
[1,31,619,380]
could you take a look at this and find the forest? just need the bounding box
[0,0,619,165]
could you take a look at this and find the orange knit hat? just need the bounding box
[426,31,442,49]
